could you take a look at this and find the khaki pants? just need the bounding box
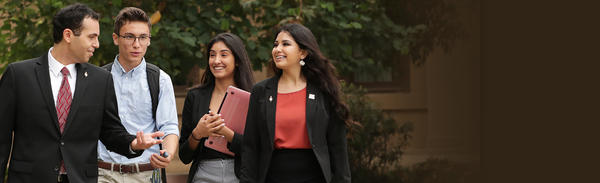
[98,168,154,183]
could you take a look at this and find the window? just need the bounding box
[351,54,410,93]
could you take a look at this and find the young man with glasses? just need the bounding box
[96,7,179,182]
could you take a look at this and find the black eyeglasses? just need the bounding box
[117,34,151,45]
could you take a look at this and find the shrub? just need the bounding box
[343,82,414,182]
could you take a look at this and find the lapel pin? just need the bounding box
[309,94,315,100]
[269,96,273,102]
[84,72,88,77]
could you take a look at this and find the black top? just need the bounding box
[178,84,243,183]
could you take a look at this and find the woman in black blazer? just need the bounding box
[241,23,351,183]
[179,33,255,183]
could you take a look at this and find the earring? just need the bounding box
[299,59,305,66]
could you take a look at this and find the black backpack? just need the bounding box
[102,62,167,183]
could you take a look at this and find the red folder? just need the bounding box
[204,86,250,156]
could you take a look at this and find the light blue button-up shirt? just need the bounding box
[98,56,179,164]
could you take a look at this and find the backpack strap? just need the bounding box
[145,62,160,121]
[143,62,167,183]
[101,62,113,72]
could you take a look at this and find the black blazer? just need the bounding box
[0,53,141,183]
[240,76,351,183]
[178,85,244,183]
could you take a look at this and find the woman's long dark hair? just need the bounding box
[270,23,351,126]
[198,33,255,91]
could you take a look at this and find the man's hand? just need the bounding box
[150,149,172,168]
[151,134,178,168]
[131,131,164,150]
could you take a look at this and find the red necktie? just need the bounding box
[56,67,71,174]
[56,67,72,133]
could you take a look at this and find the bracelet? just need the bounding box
[190,133,201,141]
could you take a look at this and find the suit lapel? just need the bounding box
[265,77,278,147]
[34,53,60,132]
[200,85,214,117]
[305,82,318,143]
[63,63,88,134]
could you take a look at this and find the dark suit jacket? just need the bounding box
[240,76,351,183]
[0,53,142,183]
[178,84,244,183]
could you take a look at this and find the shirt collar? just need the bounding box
[48,47,76,78]
[113,54,146,76]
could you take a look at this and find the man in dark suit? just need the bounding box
[0,3,163,183]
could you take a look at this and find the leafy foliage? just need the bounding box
[383,0,465,65]
[1,0,461,85]
[343,81,414,182]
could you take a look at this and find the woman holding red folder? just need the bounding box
[179,32,255,183]
[241,23,352,183]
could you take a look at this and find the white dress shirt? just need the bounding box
[48,47,77,106]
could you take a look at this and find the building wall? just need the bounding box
[376,0,480,166]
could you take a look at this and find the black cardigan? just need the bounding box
[240,76,351,183]
[178,84,244,183]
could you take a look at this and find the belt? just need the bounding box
[98,161,155,173]
[57,174,69,183]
